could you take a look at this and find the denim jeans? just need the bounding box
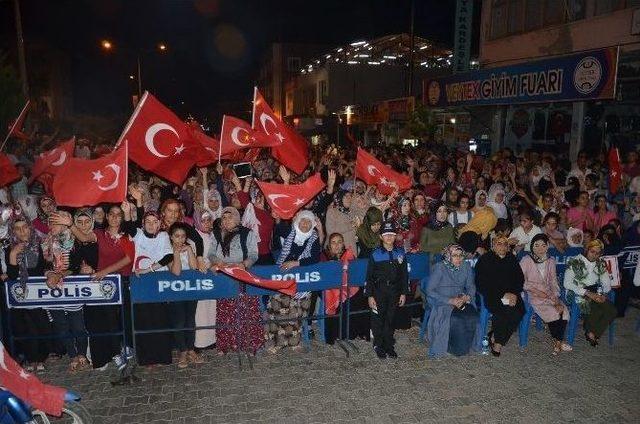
[50,309,88,358]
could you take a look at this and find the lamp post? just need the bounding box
[100,39,168,98]
[450,117,457,144]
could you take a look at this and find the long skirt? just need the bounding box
[194,300,216,349]
[11,308,52,363]
[324,289,371,344]
[85,305,122,369]
[267,293,311,348]
[583,300,617,338]
[216,294,264,354]
[448,305,479,356]
[134,302,172,366]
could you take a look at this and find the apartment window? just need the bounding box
[287,56,301,72]
[491,0,508,38]
[317,80,328,106]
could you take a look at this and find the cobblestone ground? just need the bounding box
[37,309,640,424]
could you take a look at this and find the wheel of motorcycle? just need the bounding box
[28,401,93,424]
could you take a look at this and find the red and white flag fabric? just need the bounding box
[0,153,20,187]
[53,142,128,207]
[217,265,296,296]
[355,148,412,195]
[0,342,66,416]
[256,173,325,219]
[189,125,220,167]
[219,115,278,157]
[324,248,359,315]
[6,100,31,141]
[608,147,623,194]
[29,137,76,183]
[252,87,309,174]
[117,92,198,185]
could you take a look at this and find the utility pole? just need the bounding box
[14,0,29,97]
[407,0,415,97]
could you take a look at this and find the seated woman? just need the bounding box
[475,235,525,356]
[520,234,571,355]
[542,212,567,252]
[426,244,478,358]
[564,239,617,347]
[269,210,322,352]
[322,232,370,345]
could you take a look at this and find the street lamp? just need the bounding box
[99,39,168,98]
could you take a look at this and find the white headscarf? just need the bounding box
[293,210,316,246]
[487,183,508,219]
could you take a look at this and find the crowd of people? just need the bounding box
[1,137,640,371]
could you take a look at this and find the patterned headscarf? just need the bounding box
[73,208,95,231]
[8,213,41,288]
[427,201,450,231]
[333,190,351,214]
[442,243,464,272]
[567,227,584,248]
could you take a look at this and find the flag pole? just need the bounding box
[218,115,225,164]
[114,91,149,150]
[251,86,258,129]
[1,100,30,152]
[352,148,359,195]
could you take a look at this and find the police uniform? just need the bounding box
[364,223,409,358]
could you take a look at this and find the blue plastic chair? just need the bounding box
[518,292,545,348]
[475,293,492,351]
[636,315,640,335]
[566,290,616,346]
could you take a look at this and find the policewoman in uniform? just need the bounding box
[364,222,409,359]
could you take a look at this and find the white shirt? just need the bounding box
[509,225,543,252]
[448,210,473,227]
[133,229,173,271]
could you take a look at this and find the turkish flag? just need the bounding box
[53,142,128,207]
[6,100,31,141]
[217,265,296,296]
[324,248,359,315]
[356,148,412,195]
[29,137,76,183]
[252,87,309,174]
[0,342,66,416]
[256,173,325,219]
[117,91,198,185]
[187,123,220,167]
[0,153,20,187]
[220,115,278,157]
[609,147,623,194]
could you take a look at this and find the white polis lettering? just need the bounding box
[37,286,93,298]
[158,279,214,292]
[270,272,321,283]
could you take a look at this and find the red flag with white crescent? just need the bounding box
[217,265,296,296]
[52,141,128,207]
[0,342,66,416]
[356,148,412,195]
[219,115,279,157]
[117,91,198,185]
[29,137,76,183]
[256,173,325,220]
[608,147,622,194]
[252,87,309,174]
[324,248,359,315]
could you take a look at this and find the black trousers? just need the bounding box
[490,300,525,346]
[169,301,197,352]
[548,318,567,341]
[370,286,400,350]
[11,308,52,363]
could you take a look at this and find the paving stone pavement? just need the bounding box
[36,309,640,424]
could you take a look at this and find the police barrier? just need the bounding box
[128,253,430,360]
[3,275,126,356]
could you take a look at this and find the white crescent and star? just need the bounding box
[259,113,285,144]
[50,150,67,166]
[367,165,381,177]
[231,127,251,147]
[134,255,151,270]
[145,123,179,158]
[267,193,292,212]
[93,163,121,191]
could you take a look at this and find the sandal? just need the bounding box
[177,352,188,369]
[560,342,573,352]
[187,351,204,364]
[585,331,598,347]
[488,331,501,357]
[77,356,90,370]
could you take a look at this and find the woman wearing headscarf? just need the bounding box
[564,239,617,346]
[237,184,275,265]
[487,184,509,221]
[426,244,478,358]
[268,210,322,352]
[388,197,414,251]
[419,201,455,261]
[475,235,525,356]
[209,206,263,355]
[59,203,134,369]
[5,212,51,371]
[356,206,383,259]
[520,234,571,355]
[322,232,370,345]
[160,199,207,273]
[193,210,217,350]
[325,190,358,254]
[566,227,585,256]
[472,190,489,213]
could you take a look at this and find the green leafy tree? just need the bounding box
[407,103,437,142]
[0,52,25,140]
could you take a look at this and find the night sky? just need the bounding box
[1,0,463,123]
